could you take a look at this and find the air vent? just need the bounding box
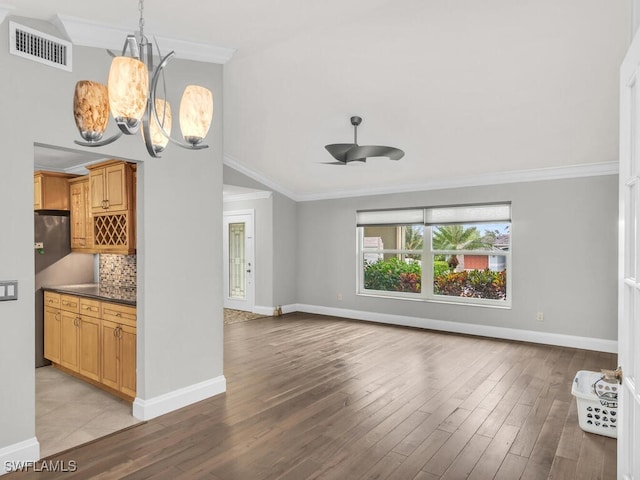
[9,21,72,72]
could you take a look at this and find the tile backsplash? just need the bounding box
[99,254,137,288]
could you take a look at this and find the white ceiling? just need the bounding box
[10,0,632,200]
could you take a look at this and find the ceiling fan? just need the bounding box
[324,116,404,165]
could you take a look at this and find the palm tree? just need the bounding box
[403,226,423,255]
[432,225,490,269]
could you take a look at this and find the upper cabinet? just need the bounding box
[86,160,136,255]
[69,177,93,252]
[89,161,131,214]
[34,171,77,210]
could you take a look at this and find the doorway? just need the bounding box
[33,145,140,458]
[223,210,255,312]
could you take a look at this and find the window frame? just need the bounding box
[356,204,512,308]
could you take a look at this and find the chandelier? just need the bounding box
[72,0,213,158]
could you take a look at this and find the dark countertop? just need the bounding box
[44,284,136,306]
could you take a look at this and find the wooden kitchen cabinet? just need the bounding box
[79,315,101,382]
[69,177,93,252]
[87,160,136,254]
[60,310,80,371]
[34,171,78,210]
[119,324,137,397]
[88,160,132,214]
[100,320,137,397]
[78,298,101,382]
[43,305,61,364]
[44,291,136,401]
[43,291,61,364]
[101,302,137,397]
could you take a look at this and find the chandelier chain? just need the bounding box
[138,0,145,40]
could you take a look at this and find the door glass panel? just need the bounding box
[228,222,246,299]
[626,184,636,281]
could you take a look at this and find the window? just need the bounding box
[357,203,511,307]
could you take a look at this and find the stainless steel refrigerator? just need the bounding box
[34,211,94,367]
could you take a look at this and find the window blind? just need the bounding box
[424,203,511,225]
[357,203,511,227]
[356,208,424,226]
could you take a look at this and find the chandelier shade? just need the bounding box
[179,85,213,146]
[73,81,110,142]
[147,98,172,152]
[107,56,149,131]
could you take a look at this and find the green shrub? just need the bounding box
[433,261,450,278]
[433,269,506,300]
[364,257,421,293]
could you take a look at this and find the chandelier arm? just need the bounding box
[149,51,210,151]
[142,114,160,158]
[74,132,123,148]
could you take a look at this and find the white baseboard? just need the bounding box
[281,304,297,314]
[253,304,298,316]
[293,304,618,353]
[253,305,275,316]
[0,438,40,476]
[133,375,226,421]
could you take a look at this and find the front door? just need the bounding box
[223,212,254,312]
[618,36,640,479]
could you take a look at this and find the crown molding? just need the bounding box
[223,154,298,200]
[223,191,272,203]
[296,161,619,202]
[223,157,619,203]
[0,4,14,25]
[54,14,236,64]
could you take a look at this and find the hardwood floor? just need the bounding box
[10,313,617,479]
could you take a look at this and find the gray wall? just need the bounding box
[296,175,619,341]
[223,165,298,308]
[0,16,223,452]
[273,193,298,306]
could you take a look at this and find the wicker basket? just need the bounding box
[571,370,618,438]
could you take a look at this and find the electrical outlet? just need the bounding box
[536,312,544,322]
[337,293,343,301]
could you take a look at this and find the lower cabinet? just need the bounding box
[43,291,136,400]
[43,305,61,364]
[60,310,80,371]
[79,315,101,382]
[101,320,137,398]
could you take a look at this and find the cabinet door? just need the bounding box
[34,175,42,210]
[79,315,100,381]
[69,182,85,248]
[90,168,106,213]
[60,311,79,371]
[83,180,93,247]
[101,319,120,391]
[43,306,61,364]
[120,324,136,397]
[105,164,128,212]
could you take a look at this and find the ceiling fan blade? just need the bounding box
[319,161,348,165]
[345,145,405,162]
[325,143,356,162]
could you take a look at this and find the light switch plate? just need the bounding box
[0,281,18,301]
